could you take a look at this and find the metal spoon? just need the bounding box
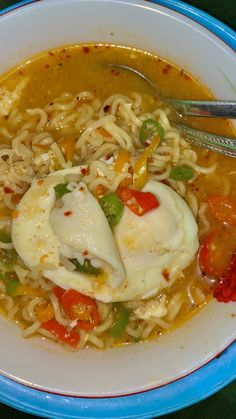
[106,63,236,118]
[104,63,236,157]
[176,123,236,158]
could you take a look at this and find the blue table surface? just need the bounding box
[0,0,235,418]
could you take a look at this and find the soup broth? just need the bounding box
[0,44,235,350]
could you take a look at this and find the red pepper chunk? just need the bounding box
[117,188,159,216]
[4,187,13,194]
[207,196,236,226]
[41,318,79,348]
[61,289,100,331]
[214,252,236,303]
[53,287,100,330]
[198,230,222,278]
[199,228,236,280]
[53,286,65,303]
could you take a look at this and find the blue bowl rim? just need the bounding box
[0,0,235,418]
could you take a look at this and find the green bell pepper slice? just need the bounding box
[140,119,164,145]
[0,229,11,244]
[169,164,194,181]
[0,248,17,270]
[109,304,130,338]
[99,192,124,227]
[54,183,70,199]
[70,258,103,276]
[5,278,21,297]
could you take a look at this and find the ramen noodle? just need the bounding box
[0,44,235,350]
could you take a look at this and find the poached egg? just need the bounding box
[11,167,199,302]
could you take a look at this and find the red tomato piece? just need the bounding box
[207,196,236,226]
[41,318,79,348]
[61,289,100,331]
[214,252,236,303]
[198,230,224,278]
[53,286,66,303]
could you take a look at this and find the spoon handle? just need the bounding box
[175,123,236,158]
[169,100,236,118]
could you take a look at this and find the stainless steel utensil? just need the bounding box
[175,123,236,158]
[104,63,236,157]
[106,63,236,118]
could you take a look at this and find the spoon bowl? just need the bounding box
[105,63,236,118]
[104,63,236,157]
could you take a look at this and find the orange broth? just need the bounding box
[0,44,235,347]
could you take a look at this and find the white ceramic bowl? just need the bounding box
[0,1,235,417]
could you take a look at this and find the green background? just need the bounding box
[0,0,235,418]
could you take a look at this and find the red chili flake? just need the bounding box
[12,194,23,205]
[213,252,236,302]
[4,187,13,194]
[94,45,98,49]
[103,105,110,113]
[82,46,90,53]
[83,250,88,256]
[45,64,50,69]
[162,269,170,281]
[81,168,89,175]
[105,154,112,160]
[64,210,72,217]
[162,65,171,75]
[190,184,200,192]
[49,102,54,106]
[4,115,9,120]
[48,51,54,56]
[111,69,120,76]
[184,74,191,81]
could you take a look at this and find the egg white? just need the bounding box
[11,167,125,292]
[12,168,199,303]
